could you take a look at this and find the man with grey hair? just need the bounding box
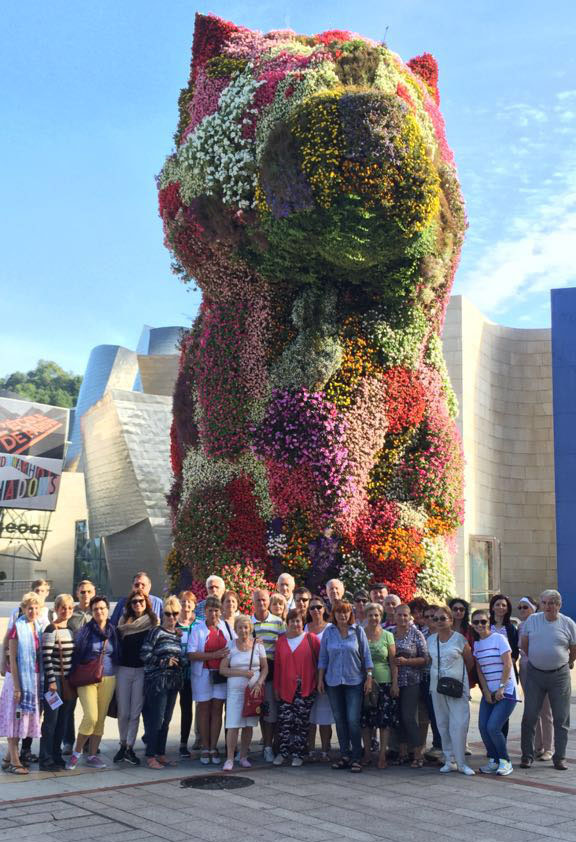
[110,572,163,625]
[520,589,576,770]
[326,578,345,608]
[195,575,226,621]
[276,572,296,610]
[252,588,285,762]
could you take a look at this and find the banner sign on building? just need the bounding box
[0,398,68,510]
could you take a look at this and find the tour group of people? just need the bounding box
[1,572,575,779]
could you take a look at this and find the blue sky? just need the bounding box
[2,0,575,377]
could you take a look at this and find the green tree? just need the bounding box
[0,360,82,408]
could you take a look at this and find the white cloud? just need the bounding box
[457,170,576,314]
[556,90,576,101]
[497,103,548,126]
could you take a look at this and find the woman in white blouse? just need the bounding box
[219,615,267,770]
[187,597,235,764]
[428,604,475,776]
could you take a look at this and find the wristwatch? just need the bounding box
[498,683,505,689]
[367,670,373,677]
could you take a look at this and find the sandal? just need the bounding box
[349,762,363,773]
[331,758,350,770]
[410,758,424,768]
[7,764,29,775]
[146,758,164,770]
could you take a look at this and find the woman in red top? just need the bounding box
[273,609,320,767]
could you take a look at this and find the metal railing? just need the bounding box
[0,580,52,601]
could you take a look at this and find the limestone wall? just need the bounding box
[442,296,557,605]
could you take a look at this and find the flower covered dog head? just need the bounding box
[162,15,466,602]
[158,15,465,316]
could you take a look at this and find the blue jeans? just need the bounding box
[142,687,178,757]
[478,696,516,762]
[326,683,363,762]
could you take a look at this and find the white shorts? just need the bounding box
[191,669,228,703]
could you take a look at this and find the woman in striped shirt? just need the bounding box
[472,608,518,777]
[39,593,76,772]
[141,595,187,769]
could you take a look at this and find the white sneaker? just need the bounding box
[497,759,513,776]
[538,750,553,761]
[272,753,285,766]
[263,747,275,763]
[479,759,498,774]
[458,764,475,776]
[439,761,457,773]
[291,757,303,767]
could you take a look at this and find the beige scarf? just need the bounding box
[117,613,157,637]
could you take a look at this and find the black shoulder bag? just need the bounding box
[436,635,465,698]
[355,625,380,710]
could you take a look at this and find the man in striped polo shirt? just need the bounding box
[252,588,285,762]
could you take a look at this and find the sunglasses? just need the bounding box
[310,605,324,611]
[472,619,489,626]
[433,616,449,622]
[517,605,530,610]
[164,611,179,617]
[355,598,368,604]
[295,597,310,602]
[131,599,145,606]
[451,605,465,612]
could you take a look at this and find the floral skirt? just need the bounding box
[360,682,399,731]
[0,671,42,739]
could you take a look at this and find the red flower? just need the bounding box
[190,13,242,84]
[314,30,354,45]
[396,83,414,109]
[383,367,426,433]
[224,475,268,561]
[407,53,440,105]
[158,181,182,220]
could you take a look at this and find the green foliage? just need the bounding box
[334,43,383,87]
[270,288,343,390]
[415,537,456,601]
[205,56,248,78]
[0,360,82,408]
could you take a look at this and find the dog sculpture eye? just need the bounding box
[161,15,466,601]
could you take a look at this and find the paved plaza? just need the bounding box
[2,688,576,841]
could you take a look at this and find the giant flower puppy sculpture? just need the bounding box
[160,15,466,601]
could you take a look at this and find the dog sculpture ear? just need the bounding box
[407,53,440,104]
[190,12,241,82]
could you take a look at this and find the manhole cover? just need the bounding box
[180,774,254,790]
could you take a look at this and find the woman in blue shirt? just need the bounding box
[318,600,373,772]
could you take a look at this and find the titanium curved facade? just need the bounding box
[442,296,557,605]
[133,325,183,393]
[71,325,185,596]
[65,345,138,471]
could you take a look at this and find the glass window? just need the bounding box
[469,536,500,603]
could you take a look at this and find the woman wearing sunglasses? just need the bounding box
[306,597,333,760]
[140,596,186,769]
[472,608,518,776]
[517,596,553,761]
[114,590,159,766]
[428,605,475,775]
